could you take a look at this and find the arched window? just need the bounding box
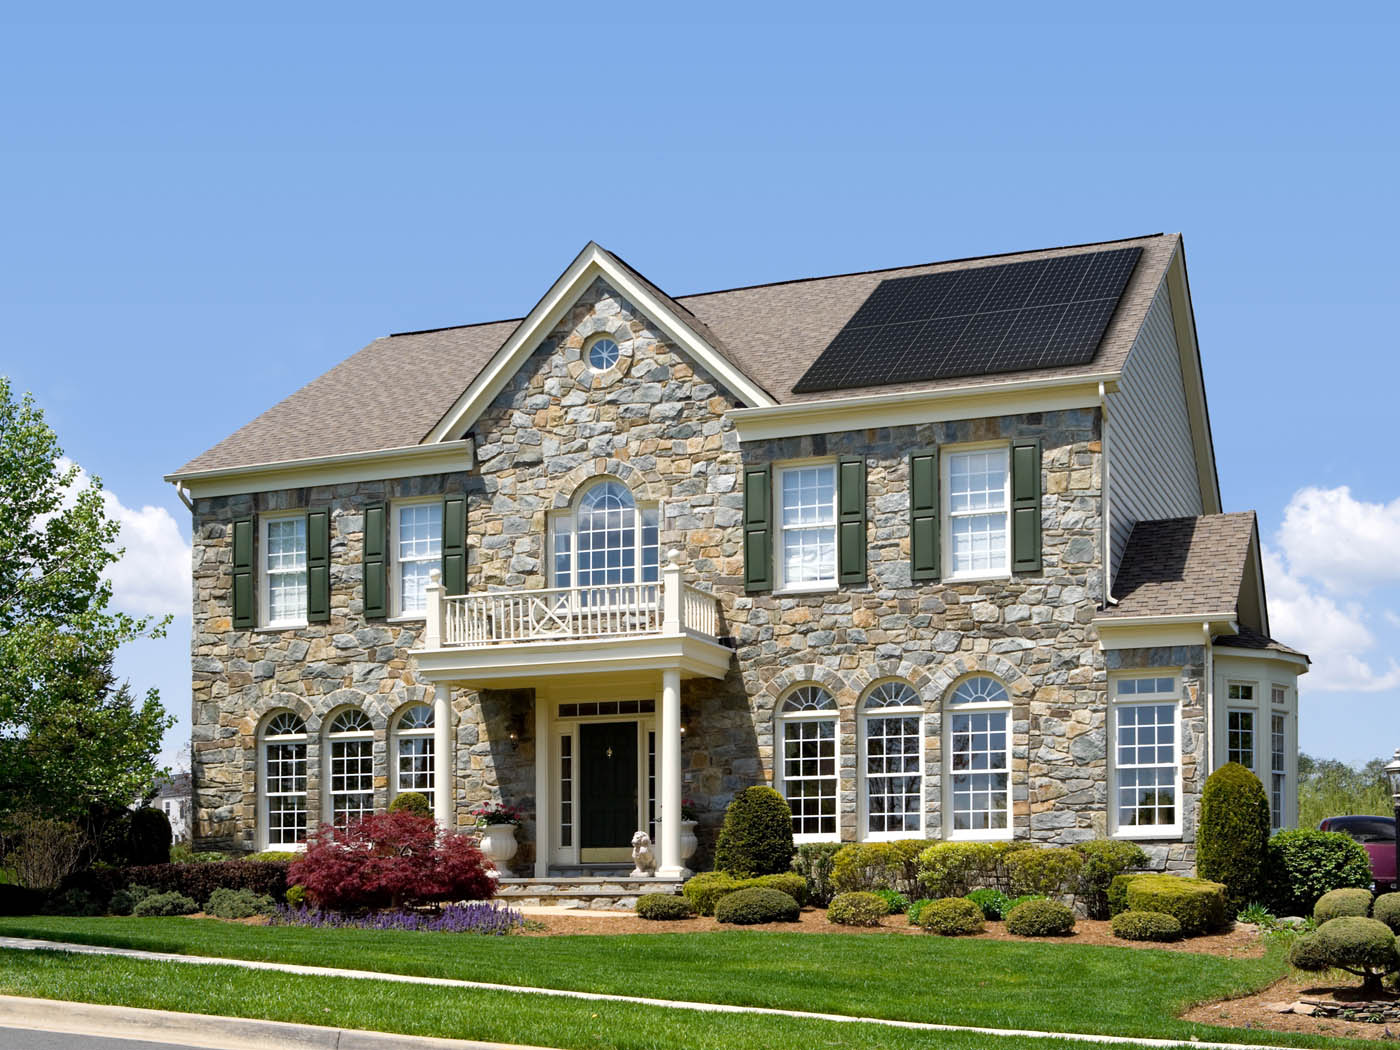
[260,711,307,849]
[326,708,374,827]
[945,675,1012,839]
[778,685,838,841]
[392,704,434,813]
[860,681,923,838]
[551,480,659,592]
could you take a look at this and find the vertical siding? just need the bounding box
[1107,282,1203,581]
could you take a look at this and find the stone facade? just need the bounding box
[189,277,1209,872]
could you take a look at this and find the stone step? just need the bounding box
[494,875,684,911]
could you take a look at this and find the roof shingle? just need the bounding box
[1105,512,1256,618]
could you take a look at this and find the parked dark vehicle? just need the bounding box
[1318,816,1396,891]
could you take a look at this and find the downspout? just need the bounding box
[171,482,194,513]
[1100,382,1117,607]
[1202,622,1214,773]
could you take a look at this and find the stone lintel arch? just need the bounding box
[847,661,937,708]
[308,689,393,732]
[762,664,849,710]
[550,459,664,510]
[242,693,314,739]
[926,654,1033,702]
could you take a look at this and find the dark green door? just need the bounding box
[580,721,638,851]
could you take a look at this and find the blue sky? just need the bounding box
[2,6,1396,768]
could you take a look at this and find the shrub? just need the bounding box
[108,885,153,916]
[1074,840,1148,919]
[872,888,909,915]
[120,861,290,905]
[791,843,843,906]
[1005,847,1083,899]
[917,842,995,898]
[916,897,984,936]
[170,844,227,864]
[133,891,197,916]
[714,887,800,925]
[966,888,1011,920]
[388,792,432,816]
[289,812,493,912]
[206,887,276,919]
[635,893,693,920]
[127,807,172,866]
[1111,910,1183,942]
[755,872,809,906]
[906,898,934,925]
[832,843,904,894]
[1,815,85,890]
[1197,763,1271,911]
[1006,898,1076,937]
[0,884,47,916]
[682,871,807,915]
[1125,875,1228,936]
[245,851,299,863]
[1108,874,1140,917]
[42,888,101,916]
[1267,829,1373,916]
[1315,888,1373,924]
[827,891,890,927]
[1289,916,1400,994]
[713,787,794,877]
[285,884,307,908]
[1373,892,1400,933]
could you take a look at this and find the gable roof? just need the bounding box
[171,233,1178,477]
[1104,512,1257,620]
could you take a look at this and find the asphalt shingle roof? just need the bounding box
[1104,512,1257,618]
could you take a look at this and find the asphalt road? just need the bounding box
[0,1029,205,1050]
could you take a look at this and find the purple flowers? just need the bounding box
[273,900,524,935]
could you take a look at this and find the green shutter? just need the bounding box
[909,449,939,582]
[231,516,255,628]
[837,456,866,586]
[363,501,387,618]
[1011,438,1042,574]
[442,495,467,596]
[743,465,772,593]
[306,508,330,623]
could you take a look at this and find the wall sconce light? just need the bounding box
[680,704,695,739]
[507,709,528,750]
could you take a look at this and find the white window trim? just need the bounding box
[773,459,839,594]
[257,713,308,852]
[323,709,376,827]
[1108,672,1184,840]
[1270,709,1289,831]
[388,496,442,620]
[858,682,925,842]
[941,441,1012,583]
[776,687,841,844]
[259,511,308,630]
[548,481,660,591]
[1226,681,1259,771]
[943,676,1014,841]
[390,704,435,813]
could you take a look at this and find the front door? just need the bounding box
[579,721,638,862]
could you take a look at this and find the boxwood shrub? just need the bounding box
[387,791,431,816]
[915,897,984,936]
[635,893,693,920]
[1108,873,1140,917]
[132,891,197,916]
[682,871,808,916]
[1005,847,1083,899]
[714,887,800,925]
[108,885,154,916]
[1315,887,1373,924]
[1124,875,1228,936]
[713,787,794,877]
[906,898,935,925]
[791,843,843,906]
[205,887,276,919]
[123,861,290,906]
[1266,829,1372,916]
[1111,910,1183,942]
[1005,898,1075,937]
[1373,892,1400,933]
[831,841,924,894]
[827,891,890,927]
[917,842,995,898]
[1289,916,1400,994]
[1074,839,1148,919]
[1197,762,1271,910]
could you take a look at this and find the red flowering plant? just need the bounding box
[471,803,523,827]
[288,811,495,912]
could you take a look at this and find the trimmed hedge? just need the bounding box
[1005,898,1075,937]
[1197,763,1271,911]
[713,787,794,878]
[387,792,432,816]
[1124,875,1228,936]
[1005,847,1082,898]
[1111,910,1183,942]
[1267,830,1373,916]
[205,887,276,919]
[42,888,101,916]
[831,841,924,894]
[1315,888,1373,924]
[827,892,890,927]
[916,897,985,936]
[133,891,197,916]
[635,894,693,920]
[682,871,808,916]
[1373,892,1400,933]
[124,861,290,905]
[108,885,153,916]
[1108,874,1139,917]
[917,842,996,898]
[1074,840,1148,919]
[1290,916,1400,994]
[791,843,843,906]
[714,887,800,925]
[906,898,935,925]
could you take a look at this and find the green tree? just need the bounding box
[1297,753,1393,830]
[0,376,173,820]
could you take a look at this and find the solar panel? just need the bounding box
[792,246,1141,393]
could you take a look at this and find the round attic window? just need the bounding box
[587,337,620,372]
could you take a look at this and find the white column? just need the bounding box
[658,667,688,878]
[432,682,452,830]
[534,695,551,877]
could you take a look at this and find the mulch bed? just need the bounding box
[1184,975,1400,1041]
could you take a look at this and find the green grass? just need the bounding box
[0,946,1379,1050]
[0,915,1373,1048]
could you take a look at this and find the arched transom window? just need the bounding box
[945,675,1012,838]
[778,685,838,840]
[551,480,659,591]
[260,712,307,848]
[326,708,374,827]
[860,681,923,838]
[393,704,434,813]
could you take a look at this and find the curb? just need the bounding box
[0,995,553,1050]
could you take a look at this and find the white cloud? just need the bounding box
[1263,547,1400,693]
[1277,486,1400,594]
[1386,610,1400,630]
[58,458,191,617]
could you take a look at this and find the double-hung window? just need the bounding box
[260,712,308,848]
[262,515,308,627]
[1112,675,1181,836]
[1271,712,1287,829]
[945,676,1012,838]
[945,447,1010,578]
[393,502,443,616]
[861,682,923,838]
[777,464,837,590]
[326,709,375,826]
[778,686,839,840]
[393,704,435,814]
[1227,684,1256,770]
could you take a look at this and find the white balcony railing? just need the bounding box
[421,553,720,650]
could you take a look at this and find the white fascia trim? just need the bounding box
[1212,645,1311,672]
[1095,614,1238,651]
[730,374,1118,443]
[1095,612,1238,629]
[412,633,734,686]
[426,243,776,444]
[166,440,475,499]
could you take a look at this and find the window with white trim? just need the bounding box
[1112,676,1180,835]
[392,502,442,616]
[1227,685,1256,770]
[945,676,1012,838]
[944,447,1010,578]
[550,480,659,591]
[860,681,923,838]
[392,704,434,813]
[777,464,837,590]
[326,709,374,827]
[778,686,838,840]
[261,514,307,627]
[1271,684,1287,707]
[1271,712,1287,830]
[260,711,307,848]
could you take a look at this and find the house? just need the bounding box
[152,772,192,843]
[166,233,1307,885]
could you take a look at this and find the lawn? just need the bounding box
[0,915,1377,1049]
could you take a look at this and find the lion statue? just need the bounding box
[630,830,658,877]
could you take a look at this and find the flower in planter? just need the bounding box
[472,803,524,827]
[681,798,699,822]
